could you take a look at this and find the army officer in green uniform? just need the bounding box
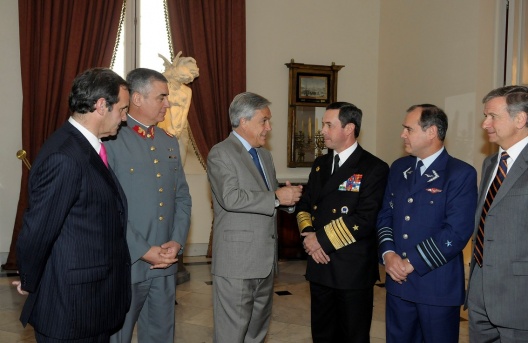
[106,68,192,343]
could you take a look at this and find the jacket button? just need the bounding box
[403,234,408,239]
[408,198,413,203]
[405,216,410,221]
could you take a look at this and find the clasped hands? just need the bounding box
[383,251,414,284]
[142,240,180,269]
[301,232,330,264]
[275,181,303,206]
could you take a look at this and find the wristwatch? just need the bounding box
[274,194,280,208]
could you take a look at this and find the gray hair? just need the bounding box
[483,86,528,126]
[126,68,168,96]
[229,92,271,128]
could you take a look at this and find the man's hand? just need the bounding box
[275,181,303,206]
[301,232,321,255]
[311,248,331,264]
[384,252,412,284]
[302,232,331,264]
[142,242,179,269]
[11,280,28,295]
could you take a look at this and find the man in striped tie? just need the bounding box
[466,86,528,343]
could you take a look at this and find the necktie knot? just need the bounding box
[413,160,423,184]
[99,143,109,168]
[332,154,340,174]
[500,151,509,161]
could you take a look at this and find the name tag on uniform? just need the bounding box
[338,174,363,192]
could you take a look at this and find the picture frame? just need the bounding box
[285,60,344,167]
[297,74,330,104]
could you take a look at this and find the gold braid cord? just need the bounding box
[163,0,174,61]
[110,0,127,69]
[324,217,356,250]
[296,211,313,234]
[187,125,207,170]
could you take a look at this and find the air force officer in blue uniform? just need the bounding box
[377,104,477,343]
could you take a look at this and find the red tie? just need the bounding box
[99,143,109,168]
[473,152,509,267]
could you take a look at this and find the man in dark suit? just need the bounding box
[377,104,477,343]
[13,68,131,342]
[297,102,389,342]
[207,92,302,342]
[466,86,528,342]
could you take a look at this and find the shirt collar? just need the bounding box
[416,146,444,173]
[232,130,253,152]
[334,141,358,166]
[499,135,528,169]
[68,117,102,153]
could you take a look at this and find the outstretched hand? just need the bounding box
[275,181,303,206]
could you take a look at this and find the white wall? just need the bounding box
[0,1,503,261]
[246,0,381,180]
[376,1,501,168]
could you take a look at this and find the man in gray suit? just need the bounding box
[106,68,192,343]
[466,85,528,342]
[207,92,303,343]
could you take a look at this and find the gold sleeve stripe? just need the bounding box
[324,217,356,250]
[324,223,343,249]
[296,211,313,234]
[336,217,355,244]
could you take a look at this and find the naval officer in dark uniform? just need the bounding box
[297,102,389,342]
[105,68,192,343]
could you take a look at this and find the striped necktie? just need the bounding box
[474,152,509,267]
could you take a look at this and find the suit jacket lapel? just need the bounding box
[228,134,269,191]
[68,123,122,201]
[489,144,528,211]
[319,145,364,199]
[258,148,276,190]
[409,150,448,195]
[477,154,497,211]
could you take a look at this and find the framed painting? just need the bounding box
[285,60,344,167]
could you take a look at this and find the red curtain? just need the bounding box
[166,0,246,165]
[2,0,124,270]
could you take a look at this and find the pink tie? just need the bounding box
[99,143,109,168]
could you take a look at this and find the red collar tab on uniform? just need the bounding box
[132,125,155,139]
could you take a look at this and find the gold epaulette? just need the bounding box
[324,217,356,250]
[296,211,313,234]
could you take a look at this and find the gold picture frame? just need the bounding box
[285,60,344,167]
